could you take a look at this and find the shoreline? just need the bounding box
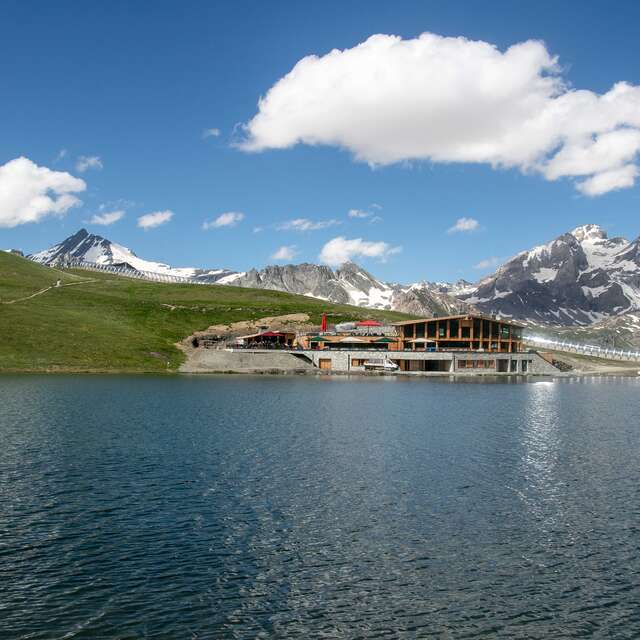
[2,366,639,378]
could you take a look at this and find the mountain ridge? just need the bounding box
[29,224,640,329]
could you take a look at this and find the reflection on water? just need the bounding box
[520,381,562,526]
[1,375,639,638]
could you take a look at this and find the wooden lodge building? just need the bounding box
[212,313,559,376]
[299,314,524,354]
[393,314,524,353]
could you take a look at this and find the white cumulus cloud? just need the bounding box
[271,245,298,261]
[0,157,86,228]
[277,217,341,231]
[448,217,480,234]
[319,236,401,266]
[203,128,221,138]
[474,256,503,270]
[76,155,103,172]
[576,164,639,197]
[239,32,640,195]
[88,210,125,226]
[202,211,245,229]
[137,210,173,230]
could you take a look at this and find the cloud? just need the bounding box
[348,208,383,222]
[137,210,173,229]
[0,157,86,228]
[253,226,264,233]
[271,245,298,261]
[88,210,125,226]
[76,156,103,172]
[239,32,640,195]
[54,149,68,163]
[448,217,480,233]
[319,236,401,266]
[474,256,503,270]
[576,164,639,197]
[202,211,245,229]
[277,217,341,231]
[203,128,221,139]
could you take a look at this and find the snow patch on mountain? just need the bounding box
[459,224,640,326]
[30,229,235,282]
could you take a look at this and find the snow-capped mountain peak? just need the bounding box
[30,229,235,282]
[570,224,608,243]
[29,225,640,329]
[461,224,639,325]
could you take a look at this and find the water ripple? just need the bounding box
[0,375,639,638]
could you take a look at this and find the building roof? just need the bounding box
[391,314,524,328]
[356,319,383,327]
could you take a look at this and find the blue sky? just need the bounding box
[1,0,639,283]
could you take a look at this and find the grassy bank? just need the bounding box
[0,252,411,373]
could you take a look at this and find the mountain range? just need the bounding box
[30,225,640,344]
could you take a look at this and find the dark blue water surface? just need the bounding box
[1,375,640,639]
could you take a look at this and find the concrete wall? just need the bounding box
[301,349,560,376]
[183,348,562,376]
[180,349,316,373]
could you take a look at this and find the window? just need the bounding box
[501,325,510,340]
[403,325,413,338]
[450,319,459,338]
[483,319,490,338]
[473,319,481,338]
[352,359,366,366]
[427,322,436,338]
[415,323,425,339]
[461,327,471,339]
[438,324,446,338]
[510,360,518,372]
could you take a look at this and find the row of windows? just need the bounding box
[405,321,522,340]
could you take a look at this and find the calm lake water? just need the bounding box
[1,375,640,639]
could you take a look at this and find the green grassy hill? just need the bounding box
[0,252,411,373]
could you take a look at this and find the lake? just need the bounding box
[1,375,639,638]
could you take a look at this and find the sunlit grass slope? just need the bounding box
[0,252,411,373]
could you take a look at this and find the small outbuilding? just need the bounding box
[236,330,296,348]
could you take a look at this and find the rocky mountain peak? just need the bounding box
[571,224,608,242]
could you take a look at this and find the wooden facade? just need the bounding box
[392,315,524,353]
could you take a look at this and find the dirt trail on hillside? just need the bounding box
[1,279,96,305]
